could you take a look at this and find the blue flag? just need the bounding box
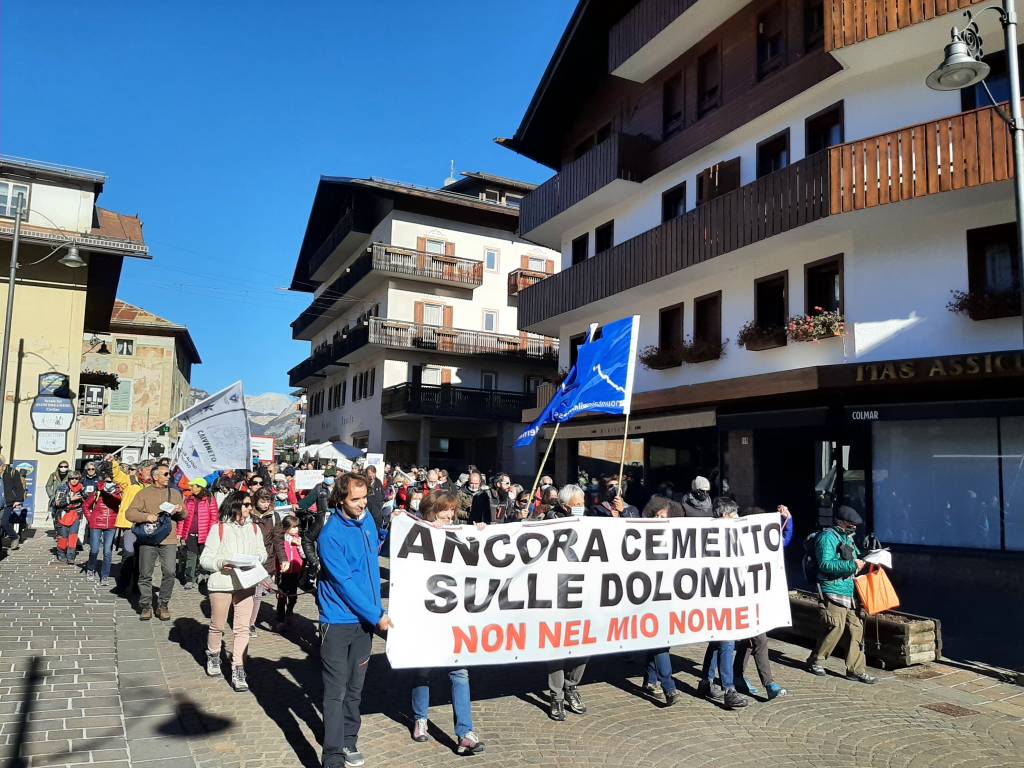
[515,315,639,447]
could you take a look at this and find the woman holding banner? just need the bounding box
[407,491,485,755]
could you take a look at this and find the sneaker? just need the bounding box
[642,681,660,695]
[183,582,195,591]
[231,665,248,692]
[664,689,681,706]
[737,677,758,696]
[767,683,788,699]
[846,672,877,685]
[723,689,749,709]
[11,540,20,551]
[140,608,153,621]
[697,679,724,701]
[86,570,97,581]
[157,606,171,621]
[807,662,827,676]
[564,685,586,714]
[206,652,221,677]
[549,699,566,722]
[341,747,365,768]
[99,578,110,587]
[412,718,429,742]
[456,731,485,755]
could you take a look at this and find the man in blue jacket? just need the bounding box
[318,473,391,768]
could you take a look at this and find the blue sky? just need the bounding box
[1,1,573,396]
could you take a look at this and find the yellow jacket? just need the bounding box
[113,460,143,529]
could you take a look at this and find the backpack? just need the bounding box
[802,530,823,585]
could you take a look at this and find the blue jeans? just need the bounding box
[88,528,116,579]
[411,668,473,738]
[644,649,677,693]
[702,641,736,690]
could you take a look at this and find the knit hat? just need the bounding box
[189,477,208,489]
[691,476,711,492]
[323,466,339,478]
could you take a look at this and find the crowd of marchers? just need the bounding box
[0,455,878,768]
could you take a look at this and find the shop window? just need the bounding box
[806,101,844,154]
[694,291,722,345]
[756,129,790,178]
[757,3,786,80]
[662,72,684,139]
[805,255,844,313]
[755,272,788,330]
[696,158,741,206]
[662,181,687,222]
[571,233,589,265]
[697,46,721,118]
[569,332,586,367]
[804,0,825,51]
[872,418,1001,549]
[658,303,684,351]
[594,220,614,255]
[961,45,1024,111]
[967,223,1020,297]
[1002,416,1024,550]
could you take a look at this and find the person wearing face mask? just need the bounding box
[53,471,85,563]
[639,496,683,705]
[806,505,875,684]
[298,465,337,590]
[46,460,72,526]
[681,476,714,517]
[457,471,483,523]
[404,488,425,517]
[588,478,640,518]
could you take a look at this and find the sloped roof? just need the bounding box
[110,300,202,363]
[92,208,145,244]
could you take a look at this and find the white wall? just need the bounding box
[2,178,96,232]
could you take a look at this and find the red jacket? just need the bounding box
[84,482,121,530]
[177,493,219,544]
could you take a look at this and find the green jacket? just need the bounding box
[815,526,860,599]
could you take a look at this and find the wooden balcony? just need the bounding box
[508,268,548,296]
[381,383,530,422]
[518,101,1014,330]
[608,0,702,78]
[364,318,559,364]
[825,0,981,52]
[519,132,652,244]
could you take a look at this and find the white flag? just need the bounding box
[172,381,251,480]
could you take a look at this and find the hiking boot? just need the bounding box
[846,672,877,685]
[549,699,566,721]
[723,689,749,709]
[807,662,827,676]
[664,689,681,706]
[206,652,221,677]
[564,685,586,714]
[231,665,248,692]
[456,730,485,755]
[412,718,429,742]
[140,608,153,621]
[341,747,365,767]
[157,605,171,621]
[767,683,788,699]
[697,679,724,701]
[642,681,660,695]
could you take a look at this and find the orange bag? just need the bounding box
[855,565,900,615]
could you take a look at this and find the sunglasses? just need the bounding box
[241,502,253,508]
[249,479,263,485]
[58,465,69,470]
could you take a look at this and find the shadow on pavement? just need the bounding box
[6,655,43,768]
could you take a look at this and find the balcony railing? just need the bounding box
[519,132,651,236]
[366,318,558,363]
[825,0,980,52]
[518,101,1014,329]
[307,208,357,280]
[608,0,701,74]
[508,268,548,296]
[381,383,529,421]
[292,243,483,338]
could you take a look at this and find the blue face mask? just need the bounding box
[323,476,335,487]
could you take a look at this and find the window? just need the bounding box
[340,379,346,406]
[0,181,29,218]
[115,339,134,356]
[697,46,721,118]
[484,247,499,272]
[594,221,614,255]
[757,4,786,80]
[696,158,741,206]
[352,374,361,401]
[505,193,522,209]
[524,375,543,394]
[804,0,825,51]
[573,134,595,160]
[108,380,134,413]
[805,255,844,314]
[423,303,443,326]
[806,101,844,154]
[755,272,788,331]
[368,368,375,397]
[694,292,722,345]
[662,72,684,138]
[658,303,684,351]
[425,238,446,255]
[483,309,498,333]
[961,46,1024,111]
[484,189,500,203]
[757,130,790,178]
[422,366,442,386]
[528,255,547,272]
[967,223,1020,298]
[571,233,589,265]
[569,333,586,367]
[481,371,498,390]
[661,181,687,222]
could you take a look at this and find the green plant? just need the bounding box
[639,345,683,370]
[787,308,845,342]
[679,336,727,363]
[79,369,120,390]
[736,321,787,349]
[947,289,1021,320]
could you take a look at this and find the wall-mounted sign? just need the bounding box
[823,351,1024,388]
[13,460,38,524]
[79,384,104,416]
[36,431,68,455]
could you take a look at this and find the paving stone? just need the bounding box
[127,736,194,760]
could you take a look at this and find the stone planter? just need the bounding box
[772,589,943,669]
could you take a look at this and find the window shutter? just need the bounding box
[520,255,531,269]
[718,157,742,196]
[445,241,456,257]
[416,236,426,253]
[546,259,555,274]
[443,305,454,328]
[414,301,424,325]
[441,368,452,385]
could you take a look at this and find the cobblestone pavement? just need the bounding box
[3,532,1024,768]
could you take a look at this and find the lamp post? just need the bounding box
[926,3,1024,344]
[0,199,88,446]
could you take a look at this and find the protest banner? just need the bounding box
[251,436,276,464]
[294,469,324,491]
[172,382,252,480]
[365,452,385,477]
[386,513,791,669]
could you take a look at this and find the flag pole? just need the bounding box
[616,412,631,494]
[528,422,560,511]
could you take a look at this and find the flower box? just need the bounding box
[947,289,1021,321]
[787,309,846,342]
[679,337,727,364]
[79,369,120,390]
[737,322,787,351]
[639,346,683,370]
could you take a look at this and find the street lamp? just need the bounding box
[927,3,1024,344]
[0,199,88,444]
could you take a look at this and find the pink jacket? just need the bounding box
[177,493,219,544]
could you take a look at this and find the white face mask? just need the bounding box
[570,506,585,517]
[410,499,421,511]
[276,492,288,501]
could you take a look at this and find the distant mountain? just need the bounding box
[247,392,296,415]
[247,392,301,443]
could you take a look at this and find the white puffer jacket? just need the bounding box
[199,519,268,593]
